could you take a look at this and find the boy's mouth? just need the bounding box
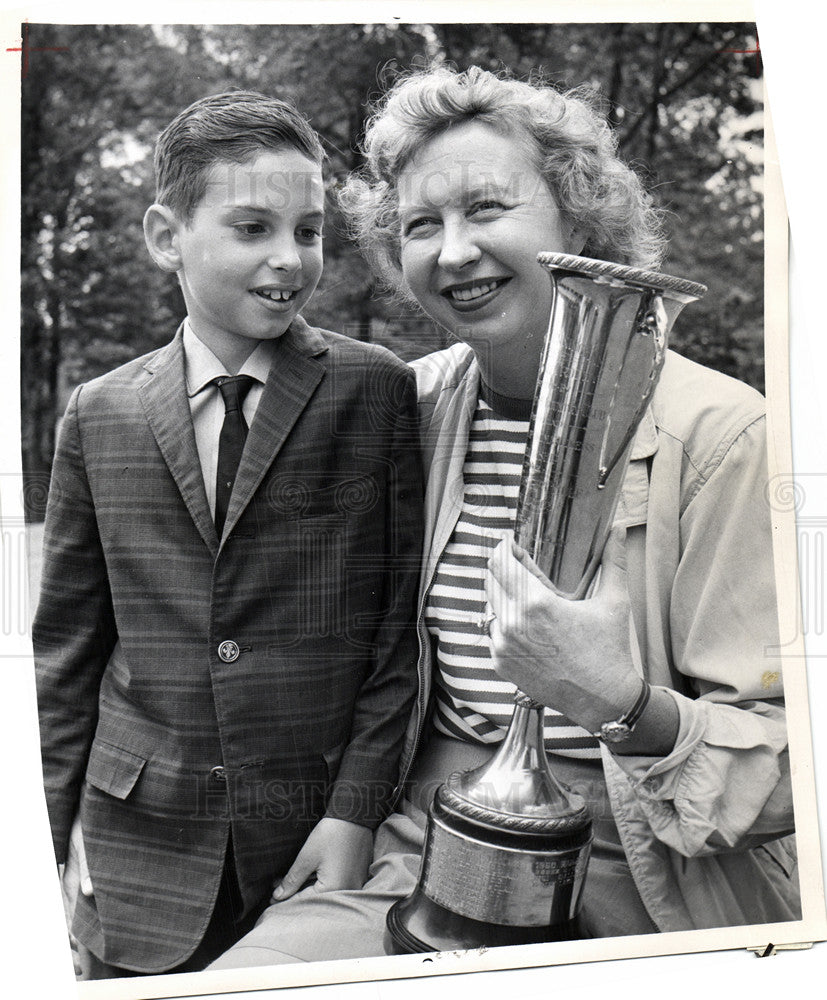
[252,287,298,303]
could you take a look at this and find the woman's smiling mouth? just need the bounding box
[441,277,510,307]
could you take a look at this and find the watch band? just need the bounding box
[594,677,652,744]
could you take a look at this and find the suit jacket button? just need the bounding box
[210,766,227,782]
[217,640,240,663]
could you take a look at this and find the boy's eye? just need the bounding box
[297,226,323,241]
[234,222,266,237]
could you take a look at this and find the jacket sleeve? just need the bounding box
[33,385,118,864]
[324,364,424,828]
[611,414,794,857]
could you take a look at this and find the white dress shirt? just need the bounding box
[182,319,275,518]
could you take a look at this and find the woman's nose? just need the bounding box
[437,220,481,271]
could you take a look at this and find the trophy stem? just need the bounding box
[448,692,587,822]
[492,690,549,776]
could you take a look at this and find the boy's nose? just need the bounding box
[266,238,302,272]
[437,221,481,271]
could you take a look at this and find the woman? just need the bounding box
[211,65,798,966]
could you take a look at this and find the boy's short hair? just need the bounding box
[154,90,326,221]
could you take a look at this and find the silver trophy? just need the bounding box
[388,253,707,953]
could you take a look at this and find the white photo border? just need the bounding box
[2,3,825,999]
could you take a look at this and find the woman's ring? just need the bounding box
[482,611,497,636]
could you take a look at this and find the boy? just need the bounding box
[33,91,422,977]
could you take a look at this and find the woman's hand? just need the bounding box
[485,527,643,735]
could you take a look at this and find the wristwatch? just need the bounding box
[594,678,651,745]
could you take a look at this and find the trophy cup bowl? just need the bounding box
[387,253,707,954]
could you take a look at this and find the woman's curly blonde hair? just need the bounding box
[339,65,666,299]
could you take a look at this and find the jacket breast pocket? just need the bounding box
[84,738,146,800]
[267,473,380,521]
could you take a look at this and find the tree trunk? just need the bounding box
[606,25,626,133]
[645,24,671,165]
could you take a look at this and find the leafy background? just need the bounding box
[20,21,764,520]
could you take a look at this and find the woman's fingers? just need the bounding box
[488,533,548,595]
[488,525,627,609]
[486,536,550,633]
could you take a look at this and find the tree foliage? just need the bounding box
[20,21,764,518]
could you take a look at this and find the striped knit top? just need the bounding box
[424,394,601,758]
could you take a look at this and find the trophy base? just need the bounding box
[387,889,586,955]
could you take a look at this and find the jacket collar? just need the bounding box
[139,327,218,554]
[139,318,329,553]
[619,407,657,528]
[221,318,327,542]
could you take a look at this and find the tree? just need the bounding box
[20,21,765,518]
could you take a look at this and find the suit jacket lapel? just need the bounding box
[138,329,219,556]
[222,319,328,541]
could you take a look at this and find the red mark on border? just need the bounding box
[6,21,68,80]
[721,35,762,76]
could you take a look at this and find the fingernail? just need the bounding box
[272,885,284,900]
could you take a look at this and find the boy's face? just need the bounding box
[174,148,325,358]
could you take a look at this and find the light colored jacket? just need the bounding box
[397,342,800,932]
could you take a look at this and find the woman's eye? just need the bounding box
[403,217,437,237]
[470,200,506,216]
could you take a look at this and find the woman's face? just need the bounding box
[398,121,581,364]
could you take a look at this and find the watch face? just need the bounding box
[600,721,633,743]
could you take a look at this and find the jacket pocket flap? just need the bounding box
[757,835,798,881]
[85,739,147,800]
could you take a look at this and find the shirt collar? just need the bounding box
[182,318,274,397]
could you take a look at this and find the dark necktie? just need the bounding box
[214,375,255,537]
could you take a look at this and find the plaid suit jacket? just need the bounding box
[34,318,423,972]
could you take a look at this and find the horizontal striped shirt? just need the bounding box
[425,397,600,758]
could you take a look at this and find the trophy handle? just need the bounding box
[596,291,668,488]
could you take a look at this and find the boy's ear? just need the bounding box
[143,204,184,273]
